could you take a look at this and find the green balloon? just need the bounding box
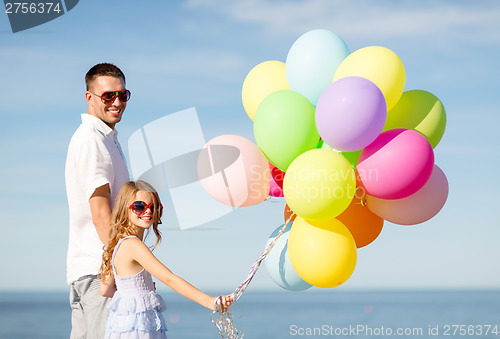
[320,140,331,150]
[341,149,361,169]
[321,142,361,169]
[254,90,320,171]
[383,90,446,148]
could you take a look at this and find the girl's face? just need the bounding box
[128,190,156,230]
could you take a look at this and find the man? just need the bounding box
[65,63,130,338]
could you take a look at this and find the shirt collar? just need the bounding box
[81,114,118,137]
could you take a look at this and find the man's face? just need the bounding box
[86,76,127,129]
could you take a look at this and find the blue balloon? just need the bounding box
[264,223,312,291]
[286,29,350,106]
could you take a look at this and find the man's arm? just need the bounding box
[89,184,112,245]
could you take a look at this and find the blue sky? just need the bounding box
[0,0,499,293]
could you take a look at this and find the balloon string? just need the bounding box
[210,213,296,338]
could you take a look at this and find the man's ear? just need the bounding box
[85,91,92,103]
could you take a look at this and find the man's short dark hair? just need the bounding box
[85,63,126,90]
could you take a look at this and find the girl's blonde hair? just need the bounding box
[99,180,163,283]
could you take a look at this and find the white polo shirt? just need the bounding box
[65,114,130,284]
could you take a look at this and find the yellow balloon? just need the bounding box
[333,46,405,110]
[283,149,355,220]
[288,217,357,288]
[241,60,289,121]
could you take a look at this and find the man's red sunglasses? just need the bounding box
[91,89,131,104]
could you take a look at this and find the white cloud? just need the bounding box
[116,48,251,108]
[126,49,247,81]
[0,47,88,114]
[184,0,500,44]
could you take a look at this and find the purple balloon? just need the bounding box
[316,76,387,152]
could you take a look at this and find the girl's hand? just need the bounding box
[214,294,234,312]
[99,276,117,298]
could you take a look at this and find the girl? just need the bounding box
[99,180,233,338]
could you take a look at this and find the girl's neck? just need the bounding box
[135,228,145,241]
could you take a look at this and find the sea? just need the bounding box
[0,290,498,339]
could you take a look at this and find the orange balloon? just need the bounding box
[337,173,384,248]
[337,197,383,248]
[284,204,297,223]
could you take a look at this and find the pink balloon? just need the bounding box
[269,177,284,197]
[198,135,270,207]
[269,162,284,197]
[270,162,285,188]
[366,165,448,225]
[357,129,434,199]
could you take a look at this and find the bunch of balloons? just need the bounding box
[244,29,448,290]
[200,28,448,291]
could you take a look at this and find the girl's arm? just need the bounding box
[123,237,232,311]
[99,275,117,298]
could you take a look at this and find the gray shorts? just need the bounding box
[69,275,110,339]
